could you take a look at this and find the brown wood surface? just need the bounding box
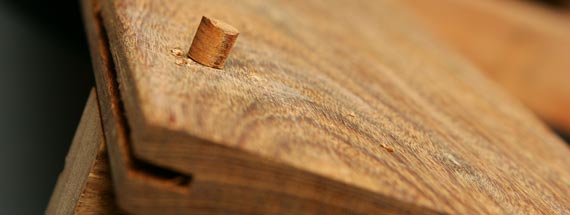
[402,0,570,133]
[46,90,124,215]
[83,0,570,214]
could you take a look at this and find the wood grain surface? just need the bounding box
[84,0,570,214]
[46,90,124,215]
[402,0,570,133]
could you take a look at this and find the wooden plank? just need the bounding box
[83,0,437,213]
[84,0,570,214]
[46,90,124,215]
[402,0,570,133]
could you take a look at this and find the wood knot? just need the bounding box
[188,16,239,69]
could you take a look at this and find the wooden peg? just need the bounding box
[188,16,239,69]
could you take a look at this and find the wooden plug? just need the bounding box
[188,16,239,69]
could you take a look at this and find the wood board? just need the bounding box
[46,90,124,215]
[402,0,570,133]
[83,0,570,214]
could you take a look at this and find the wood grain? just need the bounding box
[402,0,570,133]
[46,90,124,215]
[85,0,570,214]
[188,16,239,69]
[84,1,438,213]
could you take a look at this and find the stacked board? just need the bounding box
[402,0,570,133]
[48,0,570,214]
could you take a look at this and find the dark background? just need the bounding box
[0,0,567,214]
[0,0,92,214]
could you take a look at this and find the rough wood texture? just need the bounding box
[188,16,239,69]
[84,0,570,214]
[46,90,124,215]
[84,1,435,214]
[402,0,570,133]
[74,142,125,215]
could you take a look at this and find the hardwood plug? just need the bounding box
[188,16,239,69]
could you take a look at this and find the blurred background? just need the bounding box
[0,0,568,214]
[0,0,92,214]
